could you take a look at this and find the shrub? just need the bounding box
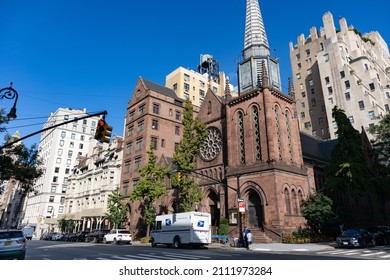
[217,217,229,236]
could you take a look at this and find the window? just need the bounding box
[345,92,351,100]
[369,111,375,120]
[151,137,158,149]
[79,143,83,149]
[324,54,329,62]
[128,125,134,136]
[50,186,57,193]
[124,161,130,173]
[153,103,160,114]
[80,135,85,141]
[65,168,70,174]
[328,86,333,95]
[61,131,66,138]
[305,49,310,56]
[348,116,355,123]
[72,125,77,131]
[311,98,316,106]
[152,119,159,130]
[297,63,301,69]
[212,87,217,93]
[56,158,61,164]
[328,97,334,104]
[364,64,369,71]
[49,196,55,202]
[66,159,71,166]
[69,142,74,148]
[47,206,54,213]
[300,112,305,119]
[296,73,301,80]
[184,73,190,81]
[137,120,144,131]
[63,177,68,184]
[175,126,180,135]
[64,115,69,120]
[296,53,301,60]
[199,81,205,88]
[304,122,311,129]
[91,121,96,127]
[53,176,58,183]
[345,80,350,89]
[301,92,306,98]
[68,150,73,158]
[126,142,132,154]
[325,77,330,84]
[71,133,75,139]
[83,119,87,125]
[307,68,312,75]
[129,110,135,121]
[139,104,146,115]
[319,118,323,125]
[358,101,365,110]
[369,83,375,91]
[136,137,143,151]
[134,157,141,171]
[173,83,177,91]
[58,206,64,213]
[55,167,60,173]
[58,149,63,156]
[308,80,313,86]
[59,140,64,147]
[301,102,306,108]
[161,139,165,148]
[61,186,67,194]
[60,196,65,204]
[385,104,390,112]
[340,71,345,79]
[199,89,205,97]
[311,88,315,95]
[184,83,190,91]
[175,111,181,120]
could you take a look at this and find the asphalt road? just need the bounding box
[23,240,389,260]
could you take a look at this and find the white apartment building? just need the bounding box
[59,136,123,232]
[290,12,390,139]
[22,108,100,237]
[165,55,236,107]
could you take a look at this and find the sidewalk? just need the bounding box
[207,241,336,252]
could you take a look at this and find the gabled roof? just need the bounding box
[142,78,184,103]
[300,132,338,164]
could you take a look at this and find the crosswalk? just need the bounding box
[95,252,213,260]
[315,248,390,259]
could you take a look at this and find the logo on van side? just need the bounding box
[197,220,205,227]
[165,219,172,226]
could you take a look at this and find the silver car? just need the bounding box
[0,230,26,260]
[103,229,132,245]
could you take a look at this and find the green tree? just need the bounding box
[58,218,75,233]
[172,99,208,211]
[105,189,128,229]
[368,113,390,172]
[130,146,170,236]
[301,193,338,234]
[324,106,382,197]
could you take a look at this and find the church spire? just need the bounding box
[243,0,270,59]
[237,0,281,94]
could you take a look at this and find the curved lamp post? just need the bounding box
[0,82,19,120]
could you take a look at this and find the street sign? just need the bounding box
[238,201,245,212]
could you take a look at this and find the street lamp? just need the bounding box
[0,83,19,121]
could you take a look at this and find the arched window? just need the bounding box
[252,106,262,161]
[238,111,246,164]
[285,110,294,163]
[207,101,212,114]
[284,188,291,214]
[291,189,298,214]
[274,106,283,161]
[298,190,304,214]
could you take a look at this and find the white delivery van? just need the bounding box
[22,226,34,240]
[150,211,211,248]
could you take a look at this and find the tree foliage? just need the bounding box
[301,193,338,234]
[130,146,170,236]
[58,218,75,233]
[172,99,208,211]
[105,189,128,229]
[368,114,390,171]
[324,106,387,197]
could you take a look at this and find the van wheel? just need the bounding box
[173,237,181,249]
[151,240,157,247]
[114,238,118,245]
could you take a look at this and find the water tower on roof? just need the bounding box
[197,54,220,83]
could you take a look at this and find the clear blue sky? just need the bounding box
[1,0,388,148]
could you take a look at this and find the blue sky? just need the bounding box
[0,0,388,148]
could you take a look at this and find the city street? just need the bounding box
[24,240,390,260]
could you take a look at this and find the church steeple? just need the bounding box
[243,0,270,59]
[238,0,281,95]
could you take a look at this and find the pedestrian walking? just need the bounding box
[246,230,253,250]
[243,226,249,248]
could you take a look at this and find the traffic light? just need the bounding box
[177,171,182,184]
[94,119,113,143]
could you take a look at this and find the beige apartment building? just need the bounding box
[165,55,235,107]
[290,12,390,140]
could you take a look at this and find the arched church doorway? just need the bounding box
[247,190,264,229]
[207,190,220,227]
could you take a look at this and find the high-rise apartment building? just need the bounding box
[22,108,100,237]
[165,55,235,107]
[290,12,390,139]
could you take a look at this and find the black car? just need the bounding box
[366,226,389,245]
[85,229,110,243]
[72,231,86,242]
[336,228,375,248]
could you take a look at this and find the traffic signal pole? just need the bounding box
[0,110,108,151]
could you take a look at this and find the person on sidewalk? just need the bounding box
[243,226,249,249]
[246,230,253,250]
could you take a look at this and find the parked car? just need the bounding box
[366,226,389,245]
[336,228,375,248]
[103,229,132,245]
[71,231,86,242]
[85,229,110,243]
[0,229,26,260]
[50,232,64,241]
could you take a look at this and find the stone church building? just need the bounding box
[122,0,321,242]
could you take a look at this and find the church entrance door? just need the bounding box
[247,191,264,229]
